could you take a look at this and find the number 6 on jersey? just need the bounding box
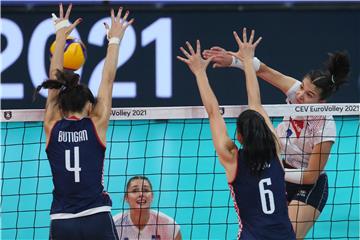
[259,178,275,214]
[65,146,81,182]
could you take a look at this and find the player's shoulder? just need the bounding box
[150,210,176,224]
[113,211,129,223]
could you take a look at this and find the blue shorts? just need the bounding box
[50,212,119,240]
[285,169,328,212]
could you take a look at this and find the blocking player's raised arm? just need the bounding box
[43,3,82,138]
[91,7,134,145]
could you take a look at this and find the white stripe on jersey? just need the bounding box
[50,206,111,220]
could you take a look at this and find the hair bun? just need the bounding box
[55,69,80,90]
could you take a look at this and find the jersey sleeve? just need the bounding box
[285,81,301,104]
[312,116,336,146]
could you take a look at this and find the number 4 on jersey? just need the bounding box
[65,146,81,182]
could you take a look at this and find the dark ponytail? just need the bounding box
[33,69,96,113]
[308,51,350,100]
[236,109,277,176]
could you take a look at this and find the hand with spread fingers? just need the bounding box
[49,3,83,84]
[52,3,82,36]
[177,40,213,76]
[228,28,262,62]
[202,46,233,68]
[104,7,134,42]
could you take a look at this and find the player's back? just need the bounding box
[46,117,111,218]
[229,149,295,240]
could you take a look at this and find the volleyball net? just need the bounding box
[1,103,359,239]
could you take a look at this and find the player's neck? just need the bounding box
[130,209,150,230]
[64,111,88,120]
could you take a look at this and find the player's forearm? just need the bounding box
[95,44,119,119]
[195,71,220,117]
[231,55,295,94]
[49,33,66,80]
[302,170,321,184]
[243,58,262,108]
[102,44,120,84]
[47,32,66,103]
[256,62,297,94]
[285,168,320,185]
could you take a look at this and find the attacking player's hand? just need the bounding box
[177,40,214,75]
[228,28,262,61]
[52,3,82,36]
[104,7,134,42]
[202,46,233,68]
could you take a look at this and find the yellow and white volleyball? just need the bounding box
[50,37,86,71]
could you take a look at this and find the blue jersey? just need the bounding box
[229,149,295,240]
[46,117,112,219]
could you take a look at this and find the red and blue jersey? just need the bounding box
[46,117,112,219]
[229,149,295,240]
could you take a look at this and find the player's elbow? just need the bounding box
[102,68,117,83]
[102,73,115,84]
[175,231,182,240]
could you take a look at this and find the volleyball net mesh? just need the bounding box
[1,104,359,239]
